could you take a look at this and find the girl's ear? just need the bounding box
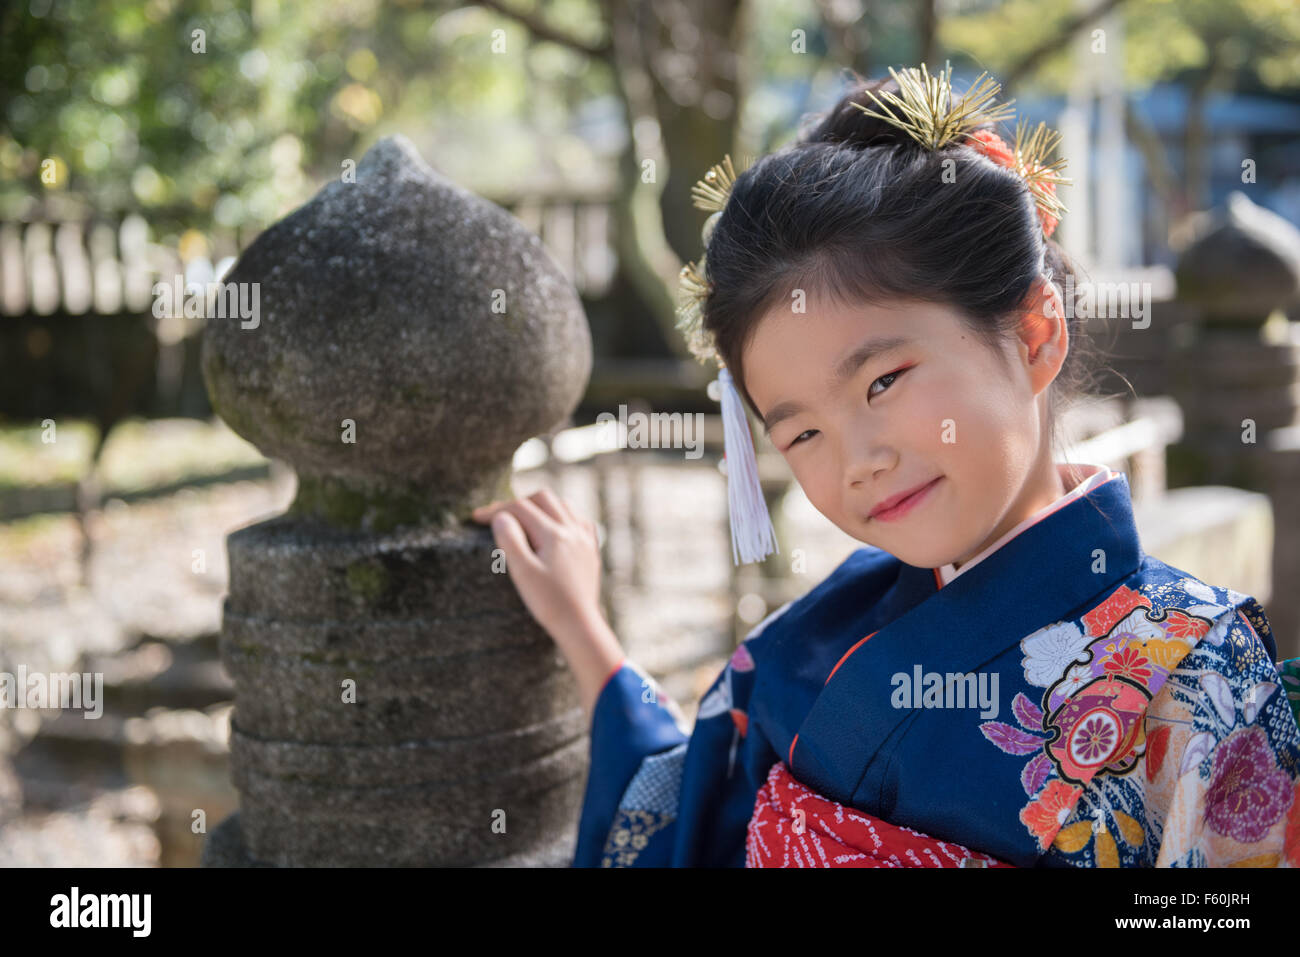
[1018,275,1068,389]
[1038,274,1065,327]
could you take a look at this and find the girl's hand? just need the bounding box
[472,489,624,719]
[471,489,606,646]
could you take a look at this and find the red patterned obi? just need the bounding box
[746,761,1015,868]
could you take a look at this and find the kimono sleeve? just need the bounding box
[571,600,794,868]
[571,659,691,867]
[1143,603,1300,867]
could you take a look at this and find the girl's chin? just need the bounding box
[850,532,954,569]
[896,548,957,569]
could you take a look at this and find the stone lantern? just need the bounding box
[199,135,592,865]
[1169,190,1300,657]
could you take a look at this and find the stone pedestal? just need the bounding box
[1168,190,1300,659]
[199,135,593,865]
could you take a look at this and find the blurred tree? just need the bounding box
[944,0,1300,232]
[4,0,1296,357]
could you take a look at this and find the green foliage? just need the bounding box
[941,0,1300,94]
[2,0,1295,247]
[0,0,612,238]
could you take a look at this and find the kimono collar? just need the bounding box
[789,465,1144,866]
[935,462,1120,587]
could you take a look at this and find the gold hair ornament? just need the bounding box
[1010,119,1070,227]
[852,62,1016,150]
[675,153,748,368]
[852,62,1070,234]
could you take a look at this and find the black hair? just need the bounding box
[700,69,1105,456]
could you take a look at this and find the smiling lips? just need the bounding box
[869,477,942,522]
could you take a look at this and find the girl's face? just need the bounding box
[742,283,1067,570]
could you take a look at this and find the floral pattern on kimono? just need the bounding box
[980,575,1300,867]
[600,743,686,867]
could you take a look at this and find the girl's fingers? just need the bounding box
[500,496,556,550]
[529,487,572,524]
[474,490,586,532]
[472,499,537,524]
[490,510,542,572]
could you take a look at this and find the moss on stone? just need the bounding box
[397,382,433,404]
[290,471,514,532]
[205,350,333,454]
[210,394,260,445]
[295,650,340,665]
[345,558,390,603]
[290,475,448,531]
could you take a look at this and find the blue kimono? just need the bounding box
[572,467,1300,867]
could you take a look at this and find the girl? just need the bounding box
[472,65,1300,868]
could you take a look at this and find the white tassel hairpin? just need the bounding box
[677,153,779,564]
[716,365,779,565]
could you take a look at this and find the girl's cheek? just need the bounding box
[795,463,832,516]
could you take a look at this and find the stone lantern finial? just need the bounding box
[202,133,592,531]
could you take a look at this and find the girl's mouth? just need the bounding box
[869,476,942,522]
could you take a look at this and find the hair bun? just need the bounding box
[797,73,917,151]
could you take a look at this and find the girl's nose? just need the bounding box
[842,431,895,489]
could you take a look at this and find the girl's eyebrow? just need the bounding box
[760,333,914,436]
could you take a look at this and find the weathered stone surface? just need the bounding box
[200,134,593,866]
[1167,195,1300,658]
[201,812,270,867]
[201,133,592,529]
[234,741,586,866]
[230,707,586,787]
[222,518,542,628]
[221,639,578,744]
[202,808,578,867]
[217,522,579,745]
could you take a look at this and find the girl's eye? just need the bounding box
[786,366,911,450]
[868,366,909,399]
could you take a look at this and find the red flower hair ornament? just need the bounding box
[965,127,1068,239]
[849,63,1070,240]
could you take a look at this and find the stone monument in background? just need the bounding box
[1170,190,1300,657]
[199,134,593,865]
